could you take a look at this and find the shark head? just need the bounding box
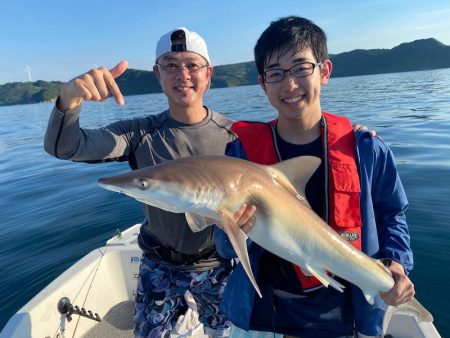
[97,155,328,299]
[98,162,207,213]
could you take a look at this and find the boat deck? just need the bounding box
[0,224,441,338]
[83,301,134,337]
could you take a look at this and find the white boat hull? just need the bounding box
[0,224,441,338]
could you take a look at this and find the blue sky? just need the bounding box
[1,0,450,84]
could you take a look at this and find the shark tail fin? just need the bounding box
[382,297,434,335]
[217,208,262,298]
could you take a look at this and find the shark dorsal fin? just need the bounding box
[263,156,321,205]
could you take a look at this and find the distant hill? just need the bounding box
[114,61,259,95]
[0,80,63,106]
[330,38,450,77]
[1,38,450,107]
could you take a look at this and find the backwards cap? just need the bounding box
[155,27,211,65]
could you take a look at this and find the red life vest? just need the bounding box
[231,112,362,291]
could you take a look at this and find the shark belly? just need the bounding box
[248,209,394,299]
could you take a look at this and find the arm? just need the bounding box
[44,61,133,162]
[371,137,414,304]
[353,134,414,337]
[44,104,136,162]
[371,137,413,273]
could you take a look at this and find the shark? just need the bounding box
[97,155,433,327]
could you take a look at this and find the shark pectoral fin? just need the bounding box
[382,298,434,335]
[218,208,262,298]
[305,264,345,293]
[185,212,216,232]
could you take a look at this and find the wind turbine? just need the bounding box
[22,65,34,82]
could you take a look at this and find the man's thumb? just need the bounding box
[110,60,129,78]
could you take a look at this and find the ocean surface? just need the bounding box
[1,68,450,336]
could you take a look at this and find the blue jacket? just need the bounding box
[214,128,413,337]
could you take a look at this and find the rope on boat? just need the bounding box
[52,229,120,338]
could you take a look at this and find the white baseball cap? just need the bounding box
[155,27,211,65]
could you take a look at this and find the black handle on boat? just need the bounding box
[57,297,102,322]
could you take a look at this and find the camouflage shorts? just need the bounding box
[134,256,231,337]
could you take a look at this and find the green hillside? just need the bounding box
[0,81,63,106]
[1,38,450,107]
[331,38,450,77]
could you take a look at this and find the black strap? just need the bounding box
[146,244,217,265]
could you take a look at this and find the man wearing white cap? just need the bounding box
[44,27,242,337]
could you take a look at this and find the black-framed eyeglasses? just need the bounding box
[263,62,322,83]
[156,62,209,74]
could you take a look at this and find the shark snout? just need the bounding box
[97,176,124,193]
[97,177,108,185]
[97,176,114,187]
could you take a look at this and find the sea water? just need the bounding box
[1,68,450,335]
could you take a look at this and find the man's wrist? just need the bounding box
[56,96,81,113]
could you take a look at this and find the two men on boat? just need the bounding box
[45,17,414,338]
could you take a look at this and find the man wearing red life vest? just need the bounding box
[214,16,414,338]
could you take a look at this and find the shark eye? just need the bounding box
[137,179,149,190]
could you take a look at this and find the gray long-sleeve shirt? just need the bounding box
[44,103,236,270]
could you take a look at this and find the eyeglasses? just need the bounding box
[263,62,322,83]
[156,62,209,74]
